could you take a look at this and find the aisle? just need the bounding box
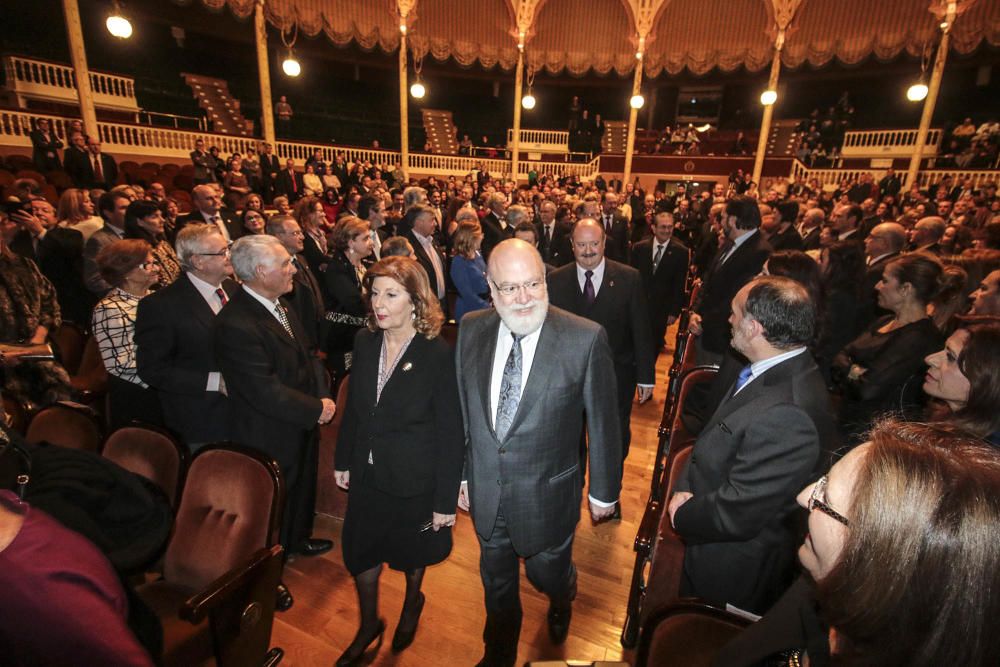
[273,345,675,665]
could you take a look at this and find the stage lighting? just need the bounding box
[907,82,929,102]
[522,93,536,110]
[410,82,426,99]
[282,53,301,77]
[630,94,645,110]
[106,2,132,39]
[760,89,777,106]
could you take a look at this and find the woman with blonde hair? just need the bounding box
[333,256,461,665]
[56,187,103,240]
[449,221,489,323]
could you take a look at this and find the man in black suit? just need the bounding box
[83,190,129,296]
[214,235,336,557]
[669,276,837,614]
[189,138,215,185]
[135,224,236,448]
[63,132,90,188]
[80,137,118,190]
[763,201,805,252]
[275,158,305,204]
[630,211,691,350]
[908,216,945,254]
[548,218,655,466]
[797,207,825,251]
[267,215,326,354]
[175,184,241,242]
[689,195,772,365]
[481,192,513,260]
[29,118,62,172]
[859,222,905,327]
[831,203,862,242]
[597,191,629,262]
[259,143,281,203]
[403,203,449,315]
[878,168,901,199]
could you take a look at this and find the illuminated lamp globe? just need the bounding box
[282,56,301,77]
[521,93,536,110]
[630,94,645,110]
[410,82,426,99]
[106,14,133,39]
[907,83,929,102]
[760,89,778,106]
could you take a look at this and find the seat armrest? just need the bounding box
[634,499,662,555]
[180,544,283,624]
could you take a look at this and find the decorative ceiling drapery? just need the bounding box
[178,0,1000,76]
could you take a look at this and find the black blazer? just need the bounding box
[30,130,62,171]
[547,260,655,385]
[674,351,837,613]
[404,230,449,314]
[259,154,281,183]
[598,212,629,262]
[536,220,573,267]
[629,237,690,323]
[78,152,118,190]
[801,226,822,252]
[36,227,91,327]
[696,231,772,355]
[135,273,236,445]
[288,253,326,353]
[480,211,513,260]
[175,210,242,242]
[767,225,805,252]
[334,330,464,513]
[275,169,305,202]
[213,289,327,465]
[63,146,90,188]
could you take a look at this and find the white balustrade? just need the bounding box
[507,128,571,152]
[841,128,942,157]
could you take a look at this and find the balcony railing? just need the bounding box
[841,128,942,158]
[507,128,570,152]
[788,159,1000,192]
[3,55,139,112]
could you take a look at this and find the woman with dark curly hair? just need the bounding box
[333,256,462,665]
[123,200,181,286]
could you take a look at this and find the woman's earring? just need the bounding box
[411,310,416,321]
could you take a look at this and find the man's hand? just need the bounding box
[318,397,337,424]
[636,385,654,404]
[432,512,456,531]
[688,313,702,335]
[12,210,45,237]
[334,469,350,490]
[668,491,694,528]
[589,501,616,522]
[457,482,470,512]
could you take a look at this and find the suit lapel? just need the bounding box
[503,315,558,440]
[180,273,215,331]
[476,313,501,440]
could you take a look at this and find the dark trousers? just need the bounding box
[615,363,637,459]
[271,429,319,551]
[477,506,576,662]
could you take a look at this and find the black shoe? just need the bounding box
[276,581,294,612]
[391,592,425,652]
[294,538,334,557]
[547,603,572,644]
[335,619,385,667]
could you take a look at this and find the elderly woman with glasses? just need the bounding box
[713,419,1000,666]
[93,239,164,430]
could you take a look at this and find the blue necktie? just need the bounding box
[495,333,523,441]
[733,365,753,394]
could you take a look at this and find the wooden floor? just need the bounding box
[275,345,675,666]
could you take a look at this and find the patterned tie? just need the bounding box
[583,270,596,305]
[495,333,523,441]
[733,364,754,395]
[653,244,665,273]
[215,287,228,306]
[274,303,295,339]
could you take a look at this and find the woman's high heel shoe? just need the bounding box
[391,592,425,652]
[335,619,385,666]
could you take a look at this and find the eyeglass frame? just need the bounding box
[195,247,232,257]
[807,475,850,527]
[490,278,545,297]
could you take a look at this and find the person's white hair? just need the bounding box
[403,186,427,211]
[230,234,283,282]
[506,205,530,228]
[454,207,479,224]
[175,224,224,271]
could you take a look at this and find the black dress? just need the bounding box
[336,329,464,575]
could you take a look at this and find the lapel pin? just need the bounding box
[609,280,615,288]
[402,362,413,371]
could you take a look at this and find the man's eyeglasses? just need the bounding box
[196,248,231,257]
[491,279,545,297]
[807,475,849,526]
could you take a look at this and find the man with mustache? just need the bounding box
[456,239,621,666]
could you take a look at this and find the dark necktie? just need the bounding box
[653,244,665,272]
[93,155,103,181]
[495,332,523,441]
[583,270,596,305]
[733,364,753,395]
[215,287,228,306]
[274,303,295,338]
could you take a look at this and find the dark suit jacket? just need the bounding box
[456,307,622,555]
[334,330,464,513]
[695,231,772,355]
[135,273,236,445]
[287,254,326,353]
[404,230,449,313]
[175,209,242,242]
[536,220,573,267]
[629,237,690,335]
[30,130,62,171]
[480,211,513,260]
[547,260,655,386]
[79,152,118,190]
[63,146,90,188]
[275,169,305,202]
[259,154,281,185]
[674,351,836,613]
[598,212,629,262]
[767,225,805,252]
[36,227,91,327]
[801,226,822,252]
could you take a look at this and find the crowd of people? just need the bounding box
[4,113,1000,665]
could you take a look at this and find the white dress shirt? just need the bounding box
[733,347,807,396]
[414,230,446,299]
[187,272,226,391]
[575,259,606,295]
